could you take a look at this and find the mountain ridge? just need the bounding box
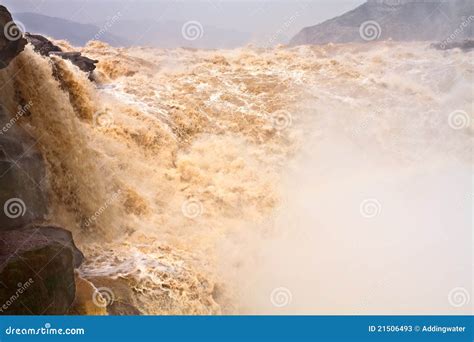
[290,0,474,46]
[13,12,250,49]
[13,12,129,46]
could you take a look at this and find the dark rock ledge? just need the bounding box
[0,5,87,315]
[25,33,98,76]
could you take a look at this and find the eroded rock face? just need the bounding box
[0,6,85,316]
[0,130,49,231]
[0,225,84,314]
[0,6,27,69]
[0,12,49,230]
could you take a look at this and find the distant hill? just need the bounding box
[12,12,250,49]
[290,0,474,46]
[95,19,251,49]
[13,12,129,46]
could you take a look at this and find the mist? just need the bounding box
[3,0,365,46]
[233,115,471,314]
[217,44,473,314]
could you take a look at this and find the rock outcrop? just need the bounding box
[0,10,47,231]
[290,0,474,46]
[0,5,86,316]
[0,225,84,314]
[25,33,98,75]
[0,131,48,230]
[0,6,26,69]
[23,32,61,55]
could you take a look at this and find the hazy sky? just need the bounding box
[3,0,365,38]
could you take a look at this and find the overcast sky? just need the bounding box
[2,0,365,38]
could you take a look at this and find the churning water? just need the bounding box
[0,41,471,314]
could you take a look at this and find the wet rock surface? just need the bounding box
[0,131,48,231]
[23,33,61,56]
[0,6,27,69]
[0,14,48,231]
[0,5,85,316]
[25,33,98,74]
[0,226,83,314]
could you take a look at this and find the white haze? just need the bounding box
[234,112,472,314]
[218,44,473,314]
[2,0,365,45]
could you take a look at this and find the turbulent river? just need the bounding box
[0,41,472,314]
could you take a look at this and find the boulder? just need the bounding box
[25,33,98,75]
[0,6,27,69]
[23,33,61,56]
[51,51,99,74]
[0,225,84,314]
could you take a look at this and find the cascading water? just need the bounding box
[0,41,471,314]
